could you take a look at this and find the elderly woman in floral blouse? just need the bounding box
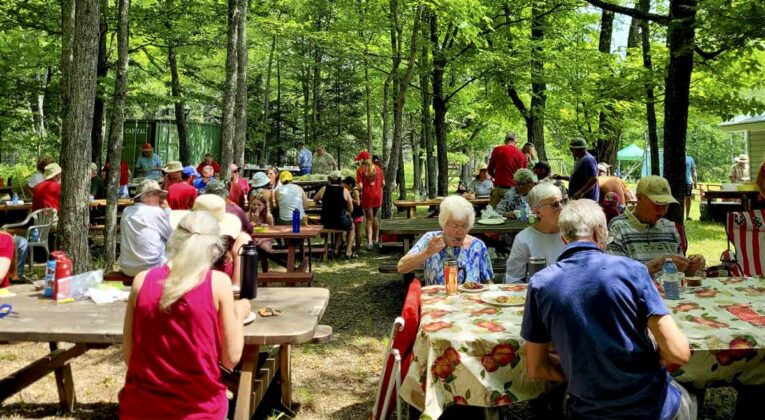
[397,195,494,285]
[495,168,537,218]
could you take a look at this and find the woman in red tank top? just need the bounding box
[355,151,385,251]
[120,211,251,419]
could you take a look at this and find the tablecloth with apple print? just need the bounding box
[399,278,765,420]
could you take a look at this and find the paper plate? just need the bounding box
[243,311,257,325]
[477,218,506,225]
[481,291,525,307]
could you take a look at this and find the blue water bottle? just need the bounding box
[519,203,528,222]
[12,192,18,205]
[43,258,57,298]
[292,209,301,233]
[662,258,680,300]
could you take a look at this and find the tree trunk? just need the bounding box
[639,0,660,175]
[430,11,448,197]
[104,0,130,270]
[529,4,547,161]
[59,0,99,272]
[420,18,436,199]
[165,0,190,165]
[382,2,424,219]
[33,70,48,151]
[412,115,421,195]
[595,10,620,166]
[90,2,108,169]
[259,35,276,165]
[381,73,391,165]
[275,59,281,148]
[220,0,240,180]
[626,1,640,48]
[397,135,406,201]
[364,50,373,153]
[60,0,75,141]
[233,0,248,165]
[301,65,310,144]
[663,0,698,223]
[311,17,322,144]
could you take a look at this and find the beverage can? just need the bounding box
[44,259,57,298]
[444,258,458,295]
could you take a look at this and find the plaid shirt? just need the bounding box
[606,208,681,265]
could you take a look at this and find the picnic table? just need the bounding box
[703,190,761,211]
[400,277,765,419]
[380,217,528,252]
[0,285,330,419]
[252,225,323,284]
[394,197,491,219]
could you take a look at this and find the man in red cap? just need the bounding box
[135,143,163,180]
[487,133,527,207]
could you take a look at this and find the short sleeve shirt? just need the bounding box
[521,241,676,419]
[297,148,313,169]
[569,152,599,200]
[468,179,494,197]
[495,187,526,214]
[685,156,696,185]
[312,153,336,175]
[167,182,197,210]
[136,155,163,179]
[407,231,494,285]
[32,180,61,211]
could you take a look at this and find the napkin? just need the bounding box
[480,205,502,220]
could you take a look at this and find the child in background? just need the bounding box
[343,176,364,256]
[602,191,621,225]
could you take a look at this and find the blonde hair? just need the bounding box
[439,195,475,230]
[160,211,224,311]
[361,158,376,177]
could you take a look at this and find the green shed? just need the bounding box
[122,119,221,173]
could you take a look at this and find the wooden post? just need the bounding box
[233,344,259,420]
[279,344,292,410]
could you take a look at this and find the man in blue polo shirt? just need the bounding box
[521,199,696,419]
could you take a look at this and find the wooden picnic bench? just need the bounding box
[380,217,527,253]
[252,225,323,285]
[0,285,331,419]
[393,197,490,219]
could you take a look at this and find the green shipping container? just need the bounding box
[122,119,221,174]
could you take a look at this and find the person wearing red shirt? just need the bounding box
[104,159,131,198]
[228,164,249,210]
[196,154,221,175]
[167,165,197,210]
[487,133,527,207]
[32,163,62,211]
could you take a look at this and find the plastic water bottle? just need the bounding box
[292,208,301,233]
[12,192,18,205]
[662,258,681,300]
[519,203,528,222]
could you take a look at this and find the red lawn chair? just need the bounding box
[371,278,422,420]
[725,210,765,277]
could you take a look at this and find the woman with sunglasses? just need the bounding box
[505,183,566,283]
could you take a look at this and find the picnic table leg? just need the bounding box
[233,344,260,420]
[49,342,77,412]
[408,207,415,219]
[279,344,292,410]
[286,240,296,273]
[403,237,411,253]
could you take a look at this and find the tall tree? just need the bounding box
[90,0,108,169]
[220,0,240,180]
[638,0,660,175]
[430,10,448,196]
[59,0,99,272]
[381,1,424,219]
[104,0,130,270]
[233,0,248,165]
[595,10,620,166]
[165,0,190,164]
[419,15,436,198]
[259,35,276,165]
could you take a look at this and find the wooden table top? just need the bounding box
[251,224,324,239]
[394,197,490,207]
[0,285,330,346]
[703,190,760,199]
[380,217,527,235]
[0,199,134,212]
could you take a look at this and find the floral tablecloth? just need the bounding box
[400,278,765,419]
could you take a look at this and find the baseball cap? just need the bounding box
[355,150,371,161]
[636,176,678,205]
[569,138,588,149]
[279,171,293,183]
[182,166,199,177]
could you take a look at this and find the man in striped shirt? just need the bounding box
[607,176,705,277]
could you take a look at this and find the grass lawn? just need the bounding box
[0,204,740,419]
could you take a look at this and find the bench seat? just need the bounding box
[258,271,313,286]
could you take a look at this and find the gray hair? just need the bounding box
[438,195,475,230]
[558,199,608,244]
[527,183,562,209]
[514,168,537,185]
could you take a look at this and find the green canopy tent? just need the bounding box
[616,143,645,179]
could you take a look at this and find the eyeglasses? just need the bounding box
[446,222,470,232]
[539,199,566,209]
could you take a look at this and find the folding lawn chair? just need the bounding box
[725,210,765,277]
[371,278,422,420]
